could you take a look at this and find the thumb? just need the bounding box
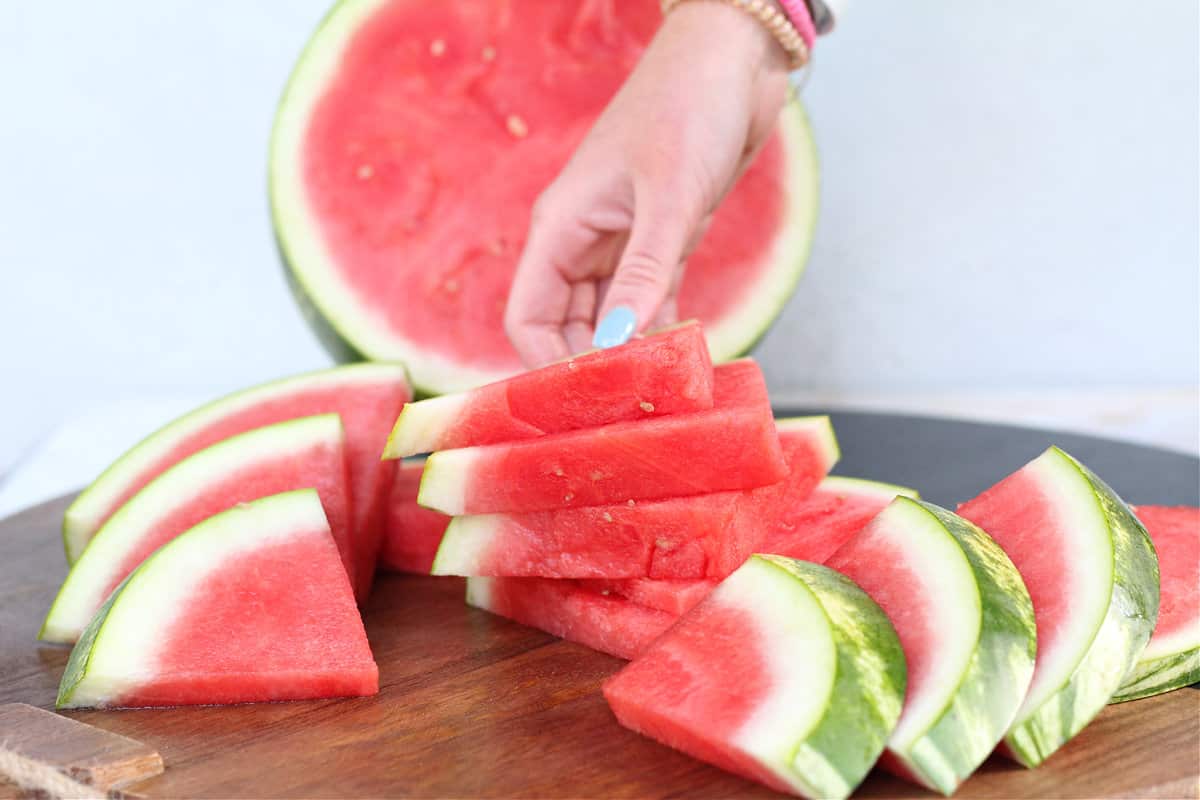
[594,192,692,344]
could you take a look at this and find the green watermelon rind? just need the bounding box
[267,0,820,397]
[1109,647,1200,703]
[61,362,409,565]
[1002,448,1160,767]
[892,501,1037,795]
[758,556,907,800]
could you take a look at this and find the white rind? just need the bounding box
[60,490,331,709]
[383,394,470,459]
[43,415,344,644]
[818,476,919,501]
[774,416,840,474]
[63,362,408,562]
[417,448,480,515]
[1141,618,1200,662]
[431,515,502,575]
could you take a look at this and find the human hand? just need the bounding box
[504,1,791,366]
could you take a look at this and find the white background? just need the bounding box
[1,1,1197,509]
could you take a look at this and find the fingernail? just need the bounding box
[592,306,637,349]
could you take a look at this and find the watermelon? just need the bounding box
[379,460,450,574]
[41,416,354,645]
[432,415,838,579]
[585,477,918,616]
[604,555,906,800]
[269,0,819,396]
[62,363,410,602]
[958,447,1159,767]
[57,490,378,709]
[418,360,787,515]
[384,321,713,458]
[1111,505,1199,702]
[825,498,1037,794]
[466,576,676,661]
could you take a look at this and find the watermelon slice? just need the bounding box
[825,498,1037,794]
[431,415,838,579]
[41,415,353,644]
[466,576,676,661]
[958,447,1159,767]
[379,460,450,574]
[57,490,378,709]
[383,321,713,457]
[604,555,906,800]
[62,363,410,602]
[418,360,787,515]
[1111,505,1199,702]
[269,0,819,396]
[585,477,919,616]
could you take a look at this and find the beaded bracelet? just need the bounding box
[660,0,810,70]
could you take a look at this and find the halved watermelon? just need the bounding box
[466,576,676,661]
[604,555,906,800]
[57,490,378,709]
[62,363,410,602]
[269,0,819,396]
[41,416,353,644]
[432,415,837,579]
[825,498,1036,794]
[958,447,1159,767]
[384,321,713,457]
[379,460,450,574]
[418,360,787,515]
[1112,505,1199,702]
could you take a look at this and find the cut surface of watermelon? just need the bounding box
[384,321,713,457]
[379,460,450,574]
[958,447,1159,767]
[1112,505,1199,702]
[604,555,905,799]
[57,490,377,709]
[826,498,1036,794]
[42,415,354,645]
[62,363,410,602]
[270,0,819,395]
[418,360,786,515]
[466,576,676,661]
[432,415,838,579]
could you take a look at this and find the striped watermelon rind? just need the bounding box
[1110,648,1200,703]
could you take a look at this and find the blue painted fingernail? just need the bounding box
[592,306,637,349]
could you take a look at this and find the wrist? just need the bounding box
[661,0,791,76]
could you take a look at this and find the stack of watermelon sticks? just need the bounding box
[38,320,1196,800]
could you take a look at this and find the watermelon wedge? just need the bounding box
[825,498,1037,794]
[584,476,918,616]
[41,415,353,644]
[62,363,410,602]
[466,576,676,661]
[270,0,819,396]
[958,447,1159,767]
[604,555,906,800]
[379,460,450,574]
[417,360,787,515]
[432,415,838,579]
[1111,505,1199,702]
[383,321,713,457]
[57,490,378,709]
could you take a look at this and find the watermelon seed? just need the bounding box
[564,493,575,502]
[430,39,446,57]
[627,499,636,507]
[602,512,614,522]
[482,45,496,61]
[506,114,529,139]
[443,278,459,293]
[553,467,564,476]
[656,538,674,551]
[590,470,605,481]
[356,164,374,180]
[639,401,655,413]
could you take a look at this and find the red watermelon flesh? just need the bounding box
[57,491,377,708]
[292,1,790,384]
[466,576,676,661]
[431,413,838,579]
[384,321,713,458]
[582,577,717,617]
[379,460,451,574]
[41,416,354,644]
[1132,506,1199,660]
[418,360,786,515]
[62,365,410,603]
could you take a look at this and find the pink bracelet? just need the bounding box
[775,0,817,50]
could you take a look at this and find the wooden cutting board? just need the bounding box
[1,411,1197,799]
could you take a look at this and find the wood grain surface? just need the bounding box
[3,410,1199,799]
